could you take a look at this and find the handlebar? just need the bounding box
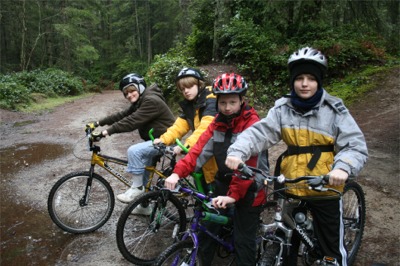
[152,142,175,156]
[86,125,188,155]
[83,126,175,157]
[175,139,189,154]
[237,163,331,190]
[161,179,228,214]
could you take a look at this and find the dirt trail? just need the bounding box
[0,67,399,265]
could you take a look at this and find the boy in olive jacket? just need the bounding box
[92,73,175,204]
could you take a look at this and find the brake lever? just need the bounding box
[307,175,329,191]
[237,163,254,178]
[204,201,221,214]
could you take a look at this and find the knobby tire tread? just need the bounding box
[47,171,114,234]
[343,181,366,265]
[116,190,187,265]
[155,240,203,266]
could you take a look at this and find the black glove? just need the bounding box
[90,131,104,142]
[85,121,99,133]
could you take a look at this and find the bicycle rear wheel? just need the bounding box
[155,240,203,266]
[116,190,187,265]
[342,181,366,265]
[47,171,114,234]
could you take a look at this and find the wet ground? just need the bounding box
[0,67,399,265]
[1,143,71,265]
[0,93,135,266]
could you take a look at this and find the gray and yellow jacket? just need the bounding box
[99,84,175,141]
[227,89,368,198]
[160,86,218,183]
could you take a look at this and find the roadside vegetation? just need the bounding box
[1,0,399,112]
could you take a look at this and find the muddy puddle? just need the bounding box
[0,142,85,265]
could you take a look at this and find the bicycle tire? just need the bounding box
[154,240,204,266]
[257,236,283,266]
[47,171,114,234]
[342,181,366,265]
[116,190,187,265]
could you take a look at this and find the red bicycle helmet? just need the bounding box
[212,73,248,95]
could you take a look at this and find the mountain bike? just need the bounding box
[154,165,365,266]
[148,177,270,266]
[238,164,366,266]
[115,162,211,265]
[47,128,179,234]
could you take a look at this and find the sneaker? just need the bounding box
[131,204,153,216]
[117,187,144,203]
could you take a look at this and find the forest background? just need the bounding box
[0,0,399,112]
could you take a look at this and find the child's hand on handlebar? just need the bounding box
[225,156,243,170]
[165,173,180,190]
[101,130,109,137]
[173,145,183,155]
[328,169,349,186]
[153,138,162,145]
[212,196,236,209]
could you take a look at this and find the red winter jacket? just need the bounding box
[173,103,266,207]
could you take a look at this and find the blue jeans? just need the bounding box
[126,140,160,186]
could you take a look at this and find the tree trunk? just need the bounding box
[26,0,42,70]
[286,3,295,38]
[212,0,222,61]
[146,0,151,65]
[20,0,27,71]
[134,0,142,59]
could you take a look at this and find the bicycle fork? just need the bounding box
[80,164,96,206]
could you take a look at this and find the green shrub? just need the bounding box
[0,81,31,109]
[0,69,84,110]
[113,59,149,84]
[146,47,198,105]
[220,18,289,105]
[32,69,84,96]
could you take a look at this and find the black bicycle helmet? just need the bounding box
[175,67,204,82]
[212,73,248,96]
[119,73,147,95]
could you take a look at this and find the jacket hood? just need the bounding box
[136,83,166,106]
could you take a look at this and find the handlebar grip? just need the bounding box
[175,139,189,154]
[322,175,330,182]
[306,175,330,187]
[148,128,155,142]
[237,163,254,178]
[90,131,103,142]
[85,122,98,133]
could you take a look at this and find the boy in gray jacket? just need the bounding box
[225,47,368,266]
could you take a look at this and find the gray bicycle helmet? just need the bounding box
[175,67,204,82]
[119,73,147,95]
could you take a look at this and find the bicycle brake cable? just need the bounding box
[72,135,91,161]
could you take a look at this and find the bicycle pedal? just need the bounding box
[322,256,339,265]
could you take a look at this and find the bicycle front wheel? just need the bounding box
[342,181,366,265]
[47,171,114,234]
[116,190,187,265]
[155,240,203,266]
[257,236,283,266]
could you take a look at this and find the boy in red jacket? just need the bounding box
[165,73,267,266]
